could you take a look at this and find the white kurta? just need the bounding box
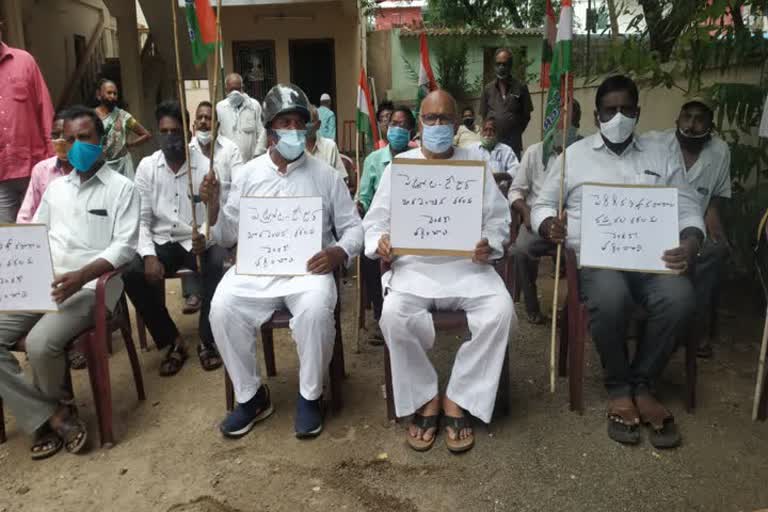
[476,141,521,177]
[216,95,267,161]
[308,135,348,180]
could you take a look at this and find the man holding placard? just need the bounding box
[363,90,514,453]
[532,76,705,449]
[199,84,362,439]
[0,106,139,458]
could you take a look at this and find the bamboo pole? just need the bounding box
[170,0,202,270]
[205,0,223,241]
[354,128,362,353]
[549,71,571,394]
[752,305,768,420]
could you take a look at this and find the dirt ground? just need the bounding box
[1,271,768,512]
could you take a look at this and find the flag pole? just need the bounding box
[354,127,362,354]
[205,0,223,242]
[753,304,768,419]
[171,0,202,271]
[549,71,570,394]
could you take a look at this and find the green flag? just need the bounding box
[184,0,216,66]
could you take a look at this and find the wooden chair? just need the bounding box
[557,247,697,414]
[135,269,198,351]
[0,269,146,448]
[754,210,768,420]
[224,272,346,413]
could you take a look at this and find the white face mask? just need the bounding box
[196,130,211,145]
[228,90,245,108]
[599,112,637,144]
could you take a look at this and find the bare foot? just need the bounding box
[607,396,640,425]
[634,393,671,428]
[442,396,472,441]
[409,395,440,443]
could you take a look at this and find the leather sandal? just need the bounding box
[406,413,439,452]
[444,415,474,453]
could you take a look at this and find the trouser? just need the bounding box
[361,255,383,320]
[694,239,729,335]
[123,242,226,349]
[181,275,202,299]
[579,269,695,398]
[0,177,30,223]
[512,227,557,315]
[0,289,95,434]
[209,271,337,404]
[379,283,515,424]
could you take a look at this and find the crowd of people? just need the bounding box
[0,29,731,460]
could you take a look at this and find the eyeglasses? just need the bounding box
[420,113,456,126]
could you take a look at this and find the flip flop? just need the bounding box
[607,412,641,445]
[406,413,439,452]
[645,415,682,449]
[54,416,88,454]
[30,428,63,460]
[198,343,223,371]
[443,415,474,454]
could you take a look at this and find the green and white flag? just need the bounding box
[357,68,379,149]
[542,0,573,165]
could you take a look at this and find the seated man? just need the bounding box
[532,75,704,449]
[306,104,348,181]
[123,100,227,376]
[0,106,139,459]
[200,84,362,439]
[454,106,482,147]
[649,98,731,358]
[476,117,520,186]
[363,90,515,453]
[509,99,581,324]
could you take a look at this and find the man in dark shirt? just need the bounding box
[479,48,533,159]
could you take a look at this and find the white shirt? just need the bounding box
[211,149,363,297]
[476,141,520,177]
[191,134,244,206]
[34,165,139,289]
[216,94,267,161]
[307,135,348,180]
[508,141,555,207]
[454,124,482,147]
[134,148,211,257]
[531,133,705,257]
[648,129,731,213]
[363,146,511,299]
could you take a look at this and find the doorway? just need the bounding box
[289,39,336,108]
[232,41,277,103]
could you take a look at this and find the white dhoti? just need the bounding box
[209,269,337,404]
[379,275,515,424]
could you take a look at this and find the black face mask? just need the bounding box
[462,118,475,129]
[160,133,186,163]
[676,128,710,151]
[102,99,118,111]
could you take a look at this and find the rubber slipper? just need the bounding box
[646,416,681,449]
[607,413,641,445]
[406,413,439,452]
[54,416,88,454]
[30,429,63,460]
[443,415,474,454]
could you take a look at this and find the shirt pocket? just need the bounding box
[240,112,257,134]
[633,169,663,185]
[10,75,29,102]
[86,208,113,248]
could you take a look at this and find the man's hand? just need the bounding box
[199,173,220,206]
[51,271,85,304]
[191,231,206,255]
[662,237,699,274]
[521,210,532,232]
[377,234,392,264]
[473,238,492,264]
[541,213,567,243]
[307,246,347,274]
[356,202,365,218]
[144,255,165,283]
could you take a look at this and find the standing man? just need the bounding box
[307,105,347,181]
[123,100,227,376]
[364,90,515,453]
[479,48,533,159]
[0,19,55,222]
[318,93,336,141]
[454,107,482,147]
[532,76,704,449]
[216,73,267,161]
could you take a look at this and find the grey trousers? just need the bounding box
[0,289,95,434]
[579,269,695,398]
[694,239,729,330]
[512,227,556,314]
[0,177,30,223]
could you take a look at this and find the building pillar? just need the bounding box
[1,0,25,49]
[115,1,145,123]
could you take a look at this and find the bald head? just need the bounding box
[225,73,244,94]
[420,90,458,118]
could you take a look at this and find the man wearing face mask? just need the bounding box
[454,107,483,147]
[0,106,139,459]
[363,90,514,453]
[479,48,534,159]
[124,101,228,376]
[475,117,520,180]
[306,105,348,181]
[357,106,417,345]
[200,84,363,439]
[216,73,267,161]
[532,75,705,449]
[649,98,731,358]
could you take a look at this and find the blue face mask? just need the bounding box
[274,129,307,161]
[421,124,454,154]
[67,140,103,173]
[387,126,410,151]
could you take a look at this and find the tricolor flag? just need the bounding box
[184,0,218,65]
[357,68,380,149]
[542,0,574,165]
[540,0,557,89]
[416,32,438,110]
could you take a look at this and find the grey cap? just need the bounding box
[261,84,311,128]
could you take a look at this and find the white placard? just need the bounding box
[579,184,680,273]
[0,224,58,312]
[236,197,323,276]
[390,159,485,256]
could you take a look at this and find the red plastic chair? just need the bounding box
[0,268,146,448]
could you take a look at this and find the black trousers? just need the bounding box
[124,242,227,349]
[361,255,383,320]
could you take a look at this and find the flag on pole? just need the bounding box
[416,32,438,109]
[184,0,218,65]
[540,0,557,89]
[357,68,380,149]
[542,0,574,164]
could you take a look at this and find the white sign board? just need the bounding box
[236,197,323,276]
[0,224,58,312]
[390,159,485,256]
[579,184,679,273]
